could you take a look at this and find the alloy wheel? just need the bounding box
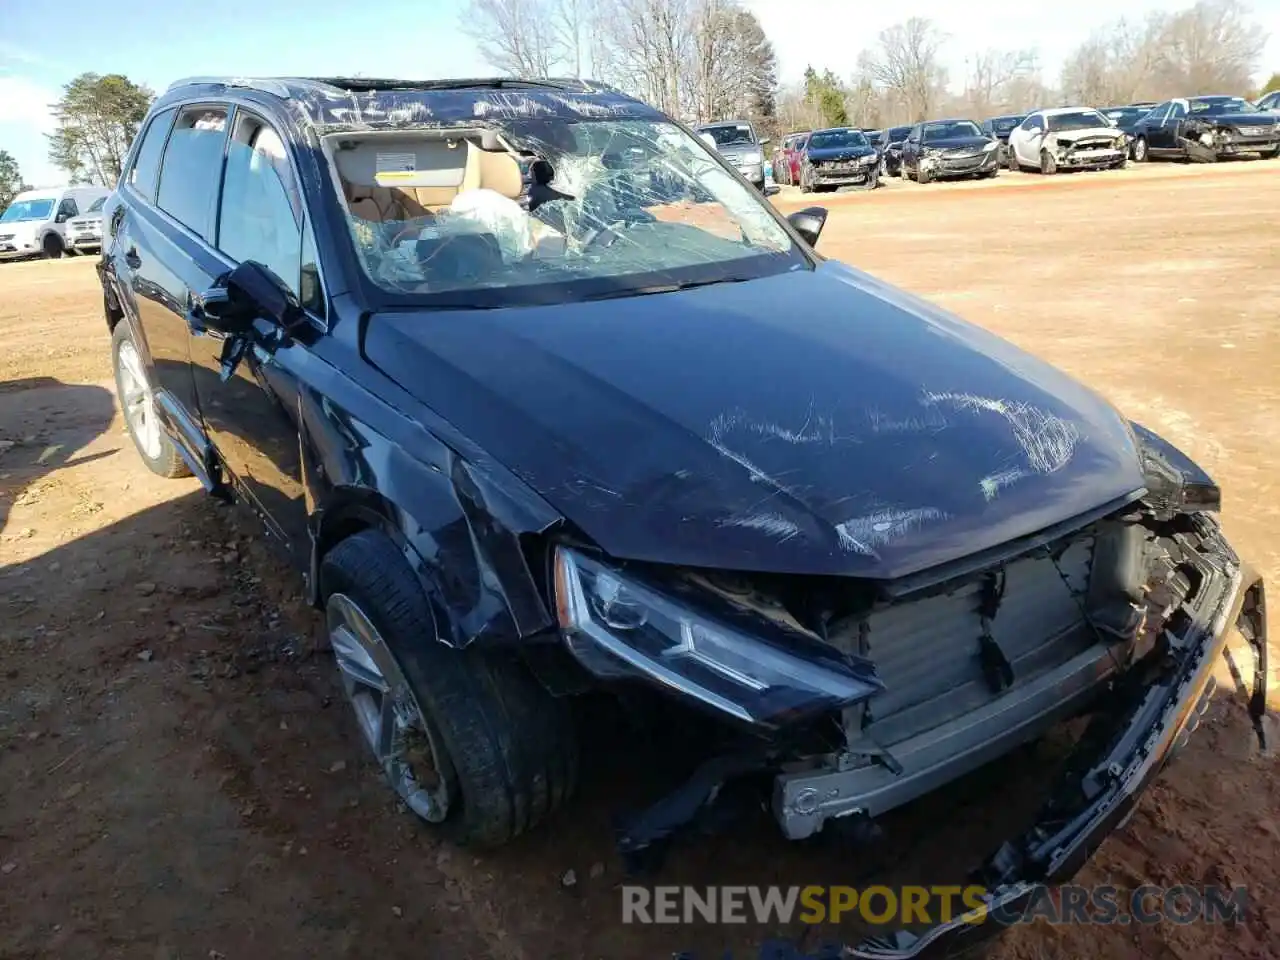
[115,339,162,460]
[326,593,452,822]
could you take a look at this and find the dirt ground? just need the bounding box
[2,159,1278,960]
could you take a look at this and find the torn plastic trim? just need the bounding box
[845,540,1260,959]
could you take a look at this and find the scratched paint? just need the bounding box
[834,507,949,557]
[922,391,1079,477]
[715,512,803,543]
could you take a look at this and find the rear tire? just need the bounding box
[41,233,64,259]
[321,529,579,848]
[110,322,190,479]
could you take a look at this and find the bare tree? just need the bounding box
[1150,0,1266,93]
[1062,1,1265,105]
[551,0,593,77]
[461,0,560,78]
[593,0,695,115]
[964,49,1039,116]
[863,18,948,122]
[684,2,777,123]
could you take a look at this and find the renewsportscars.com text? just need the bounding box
[622,883,1248,927]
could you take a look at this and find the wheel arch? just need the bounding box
[300,391,565,651]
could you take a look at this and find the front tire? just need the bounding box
[321,530,579,848]
[1132,137,1148,162]
[1007,147,1019,172]
[917,164,932,184]
[1039,149,1057,175]
[41,233,64,259]
[111,322,190,479]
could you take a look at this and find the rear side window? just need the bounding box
[157,106,229,239]
[216,113,304,298]
[127,107,176,201]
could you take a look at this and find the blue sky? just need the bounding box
[2,0,1277,186]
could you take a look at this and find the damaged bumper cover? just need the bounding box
[846,532,1266,960]
[810,162,879,187]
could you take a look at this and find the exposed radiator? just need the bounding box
[831,536,1096,747]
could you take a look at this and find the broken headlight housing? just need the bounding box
[553,547,880,727]
[1131,421,1221,516]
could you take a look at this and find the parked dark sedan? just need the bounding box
[1099,105,1155,157]
[798,126,880,191]
[874,124,913,176]
[901,118,1001,182]
[98,73,1264,960]
[980,114,1026,163]
[1129,95,1280,162]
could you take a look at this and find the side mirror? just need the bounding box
[55,211,71,223]
[759,137,772,147]
[190,260,301,338]
[787,206,828,247]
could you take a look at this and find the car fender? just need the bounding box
[298,381,563,649]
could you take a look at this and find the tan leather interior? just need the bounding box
[337,138,524,223]
[462,146,523,199]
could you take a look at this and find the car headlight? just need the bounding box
[553,547,881,727]
[1130,422,1221,515]
[858,153,878,164]
[921,147,942,158]
[982,140,999,152]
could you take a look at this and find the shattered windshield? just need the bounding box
[807,129,868,150]
[0,199,53,222]
[1046,111,1109,132]
[328,118,801,306]
[1191,97,1253,115]
[697,123,756,146]
[922,121,983,141]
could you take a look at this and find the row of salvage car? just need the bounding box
[773,95,1280,190]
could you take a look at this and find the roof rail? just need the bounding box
[164,76,294,98]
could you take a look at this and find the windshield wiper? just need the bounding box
[581,275,752,302]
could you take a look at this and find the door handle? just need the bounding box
[124,247,141,270]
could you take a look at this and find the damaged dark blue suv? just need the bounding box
[99,75,1267,960]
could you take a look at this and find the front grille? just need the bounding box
[831,535,1095,746]
[1236,126,1267,137]
[940,155,985,171]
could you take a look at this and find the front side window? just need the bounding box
[327,118,801,308]
[128,107,176,201]
[57,199,78,218]
[1170,102,1189,119]
[157,106,229,239]
[87,196,106,213]
[217,115,303,297]
[0,199,54,222]
[922,120,983,141]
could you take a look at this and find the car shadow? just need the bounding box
[0,376,118,539]
[0,482,1270,959]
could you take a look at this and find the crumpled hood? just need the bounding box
[1051,127,1125,145]
[365,263,1146,579]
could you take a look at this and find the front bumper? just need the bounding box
[811,162,880,186]
[919,150,999,178]
[68,233,102,251]
[846,529,1266,959]
[1214,136,1280,156]
[736,161,764,186]
[0,239,39,259]
[1057,146,1127,169]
